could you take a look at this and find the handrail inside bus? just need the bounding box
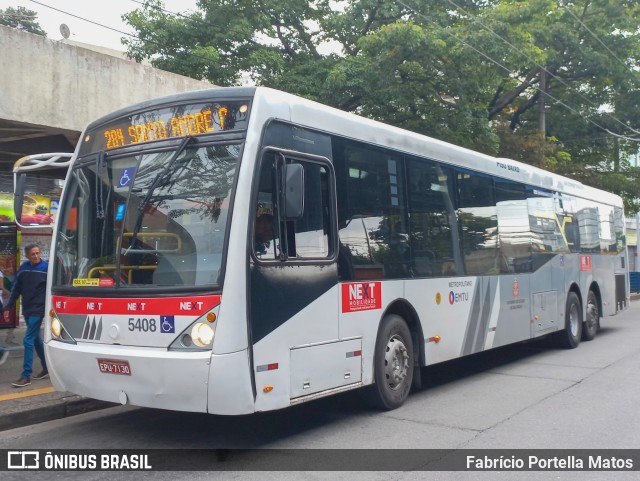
[88,265,156,284]
[122,232,182,251]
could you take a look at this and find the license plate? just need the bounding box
[97,359,131,376]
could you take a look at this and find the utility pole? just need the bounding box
[538,67,546,136]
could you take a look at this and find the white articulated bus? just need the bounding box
[14,87,629,414]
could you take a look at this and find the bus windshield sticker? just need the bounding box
[117,167,136,189]
[72,278,100,287]
[72,278,114,287]
[114,203,126,221]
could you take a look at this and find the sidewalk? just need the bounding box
[0,325,115,432]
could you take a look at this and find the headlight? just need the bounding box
[191,322,214,347]
[52,316,62,338]
[49,311,76,344]
[168,307,219,351]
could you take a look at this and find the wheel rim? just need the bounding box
[569,302,580,337]
[384,334,409,390]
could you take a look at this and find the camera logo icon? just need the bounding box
[7,451,39,469]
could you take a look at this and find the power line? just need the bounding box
[395,0,640,142]
[393,2,600,129]
[28,0,223,77]
[29,0,135,38]
[131,0,640,141]
[26,0,640,143]
[558,1,632,73]
[439,0,640,140]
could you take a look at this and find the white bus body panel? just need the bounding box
[47,342,211,412]
[290,338,362,398]
[252,285,342,411]
[338,280,405,385]
[207,349,256,415]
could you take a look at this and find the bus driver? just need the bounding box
[254,214,274,255]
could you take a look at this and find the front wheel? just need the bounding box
[582,290,599,341]
[365,314,414,410]
[558,292,582,349]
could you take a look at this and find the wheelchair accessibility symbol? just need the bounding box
[160,316,175,333]
[118,167,136,188]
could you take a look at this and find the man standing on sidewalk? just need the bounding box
[4,244,48,387]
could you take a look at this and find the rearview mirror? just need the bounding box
[284,163,304,219]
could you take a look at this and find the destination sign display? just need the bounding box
[80,101,250,155]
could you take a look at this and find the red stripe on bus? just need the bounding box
[51,295,221,315]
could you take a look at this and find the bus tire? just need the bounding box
[582,290,599,341]
[559,292,582,349]
[366,314,414,410]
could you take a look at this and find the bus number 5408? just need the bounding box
[128,318,157,332]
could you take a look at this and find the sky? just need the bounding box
[5,0,198,51]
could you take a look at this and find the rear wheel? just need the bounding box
[558,292,582,349]
[582,290,599,341]
[366,314,414,410]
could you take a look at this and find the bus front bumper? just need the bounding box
[45,340,211,413]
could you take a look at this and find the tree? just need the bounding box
[457,0,640,209]
[0,6,46,36]
[123,0,640,212]
[123,0,333,87]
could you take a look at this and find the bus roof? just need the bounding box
[85,85,623,208]
[250,87,622,208]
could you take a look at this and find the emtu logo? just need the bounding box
[341,282,382,313]
[449,291,469,305]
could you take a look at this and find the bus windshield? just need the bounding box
[52,142,240,290]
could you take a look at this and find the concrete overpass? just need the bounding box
[0,25,213,175]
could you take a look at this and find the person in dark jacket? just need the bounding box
[4,244,48,387]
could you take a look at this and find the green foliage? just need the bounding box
[0,6,46,35]
[123,0,640,212]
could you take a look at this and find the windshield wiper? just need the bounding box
[95,150,107,219]
[125,136,196,255]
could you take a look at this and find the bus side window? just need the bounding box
[337,243,355,280]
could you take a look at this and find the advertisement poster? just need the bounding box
[0,193,14,223]
[0,225,17,328]
[21,195,54,225]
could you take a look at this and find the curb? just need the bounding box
[0,395,117,432]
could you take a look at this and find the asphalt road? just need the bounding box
[1,300,639,480]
